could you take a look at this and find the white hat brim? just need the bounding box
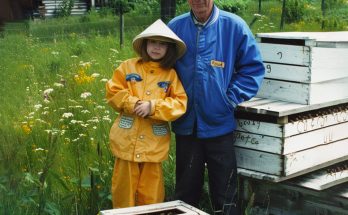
[132,19,186,60]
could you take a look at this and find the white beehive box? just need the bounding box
[235,97,348,182]
[255,31,348,105]
[99,200,209,215]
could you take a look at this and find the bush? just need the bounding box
[215,0,250,14]
[284,0,306,23]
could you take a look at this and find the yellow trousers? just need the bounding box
[111,158,165,208]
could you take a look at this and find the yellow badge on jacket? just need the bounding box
[211,60,225,68]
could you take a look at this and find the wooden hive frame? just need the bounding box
[99,200,210,215]
[235,97,348,182]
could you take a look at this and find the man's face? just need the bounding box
[187,0,214,22]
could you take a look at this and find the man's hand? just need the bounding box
[134,101,151,118]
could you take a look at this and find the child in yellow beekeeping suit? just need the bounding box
[106,19,187,208]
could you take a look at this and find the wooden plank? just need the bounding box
[309,47,348,82]
[99,200,209,215]
[234,131,282,154]
[238,168,281,182]
[257,79,310,104]
[236,121,348,154]
[257,77,348,105]
[236,109,348,138]
[238,97,348,117]
[284,108,348,136]
[236,139,348,178]
[310,76,348,104]
[236,119,283,137]
[235,148,283,176]
[259,43,311,66]
[284,121,348,154]
[264,62,311,83]
[284,138,348,175]
[290,163,348,190]
[257,31,348,47]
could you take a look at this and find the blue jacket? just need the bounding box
[168,5,265,138]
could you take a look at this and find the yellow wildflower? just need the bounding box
[22,124,32,135]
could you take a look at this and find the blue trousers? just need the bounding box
[174,131,239,215]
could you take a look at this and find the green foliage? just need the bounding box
[108,0,135,14]
[0,22,134,214]
[284,0,306,23]
[130,0,160,16]
[57,0,75,17]
[215,0,250,14]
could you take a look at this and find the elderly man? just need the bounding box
[168,1,265,214]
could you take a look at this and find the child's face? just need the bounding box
[146,39,168,61]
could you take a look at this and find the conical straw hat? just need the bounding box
[132,19,186,60]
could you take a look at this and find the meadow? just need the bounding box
[0,0,347,214]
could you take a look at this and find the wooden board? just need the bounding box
[235,138,348,178]
[260,44,348,83]
[237,106,348,137]
[237,97,348,117]
[256,31,348,48]
[99,200,209,215]
[289,162,348,190]
[235,121,348,154]
[256,77,348,105]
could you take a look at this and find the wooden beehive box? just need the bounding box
[240,170,348,215]
[98,200,209,215]
[235,97,348,182]
[255,31,348,105]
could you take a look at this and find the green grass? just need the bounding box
[0,25,131,215]
[1,1,348,214]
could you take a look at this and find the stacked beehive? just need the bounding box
[235,31,348,214]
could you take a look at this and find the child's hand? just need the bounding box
[134,101,151,118]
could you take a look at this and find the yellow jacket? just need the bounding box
[106,58,187,162]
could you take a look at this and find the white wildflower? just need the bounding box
[81,110,90,114]
[110,48,119,53]
[70,120,78,124]
[81,92,92,99]
[54,82,64,88]
[81,123,89,128]
[102,115,111,122]
[87,118,100,123]
[43,88,54,95]
[91,73,100,78]
[34,104,42,110]
[69,99,78,103]
[79,61,91,67]
[72,138,80,142]
[62,112,74,118]
[100,78,108,82]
